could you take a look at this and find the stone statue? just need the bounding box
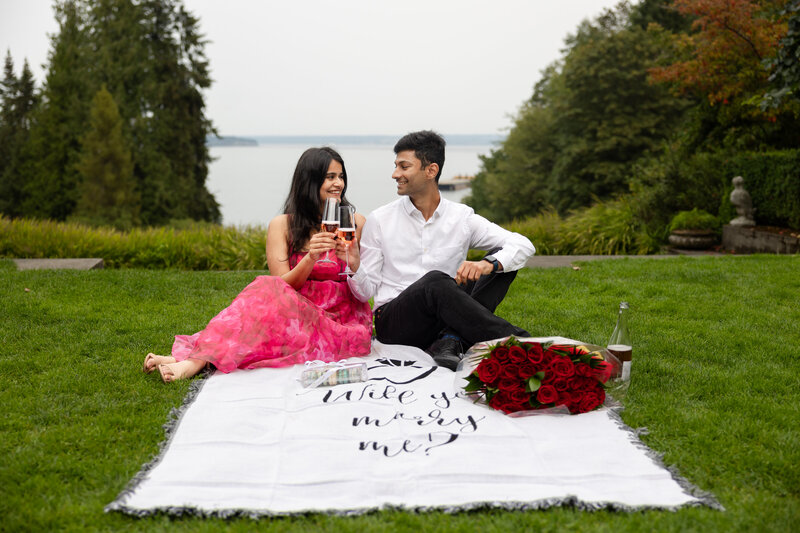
[729,176,755,226]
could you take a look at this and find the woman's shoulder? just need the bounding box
[269,213,290,226]
[267,213,290,233]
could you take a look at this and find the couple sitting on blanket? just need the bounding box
[142,130,535,383]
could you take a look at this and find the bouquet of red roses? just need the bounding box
[462,336,615,415]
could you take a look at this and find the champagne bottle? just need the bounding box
[607,302,632,381]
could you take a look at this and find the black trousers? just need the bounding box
[373,270,529,350]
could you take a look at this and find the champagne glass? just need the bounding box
[317,198,339,264]
[338,205,356,276]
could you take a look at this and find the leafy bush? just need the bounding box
[0,216,268,270]
[668,208,719,232]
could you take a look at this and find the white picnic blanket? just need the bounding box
[107,339,719,516]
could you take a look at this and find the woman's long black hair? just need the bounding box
[282,147,352,253]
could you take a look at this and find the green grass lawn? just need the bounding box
[1,256,798,532]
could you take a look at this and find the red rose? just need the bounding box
[552,377,569,392]
[492,346,510,362]
[592,361,613,383]
[543,348,559,364]
[518,362,536,379]
[527,343,544,364]
[568,376,591,391]
[558,390,575,406]
[547,344,572,355]
[508,345,527,363]
[575,363,593,377]
[489,391,518,414]
[550,356,575,378]
[536,384,558,404]
[489,392,506,411]
[510,389,531,405]
[574,389,605,414]
[498,377,523,392]
[501,363,521,380]
[476,358,501,384]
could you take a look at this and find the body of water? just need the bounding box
[206,140,495,227]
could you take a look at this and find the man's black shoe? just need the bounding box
[425,336,464,371]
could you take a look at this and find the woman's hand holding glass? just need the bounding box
[307,230,338,262]
[317,198,340,264]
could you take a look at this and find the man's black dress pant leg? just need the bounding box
[374,270,528,350]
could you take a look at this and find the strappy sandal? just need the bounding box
[142,353,176,374]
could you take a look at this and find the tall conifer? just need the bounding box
[21,0,90,220]
[73,85,139,229]
[0,53,38,217]
[0,51,17,212]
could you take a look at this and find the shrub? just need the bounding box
[668,208,719,232]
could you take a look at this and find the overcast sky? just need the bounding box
[2,0,622,136]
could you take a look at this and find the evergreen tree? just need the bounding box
[18,0,219,225]
[73,85,138,229]
[86,0,219,225]
[0,51,17,212]
[0,52,38,217]
[21,0,90,220]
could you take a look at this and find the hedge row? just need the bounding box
[0,217,268,270]
[720,150,800,230]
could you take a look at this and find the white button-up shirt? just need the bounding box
[348,196,535,308]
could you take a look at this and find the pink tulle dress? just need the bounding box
[171,253,373,372]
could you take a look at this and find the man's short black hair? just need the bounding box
[394,130,446,182]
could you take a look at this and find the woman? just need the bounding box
[142,147,372,382]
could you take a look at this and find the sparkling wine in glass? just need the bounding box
[338,205,356,276]
[318,198,339,264]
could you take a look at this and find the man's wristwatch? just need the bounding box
[483,255,502,273]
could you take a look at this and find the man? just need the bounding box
[347,130,534,369]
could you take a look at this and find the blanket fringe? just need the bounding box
[607,407,725,511]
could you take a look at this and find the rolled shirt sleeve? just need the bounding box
[467,212,535,271]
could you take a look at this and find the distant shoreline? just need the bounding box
[207,133,505,147]
[206,136,258,147]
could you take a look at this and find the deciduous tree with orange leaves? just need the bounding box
[649,0,789,108]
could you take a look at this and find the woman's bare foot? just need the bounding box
[158,359,207,383]
[143,353,176,374]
